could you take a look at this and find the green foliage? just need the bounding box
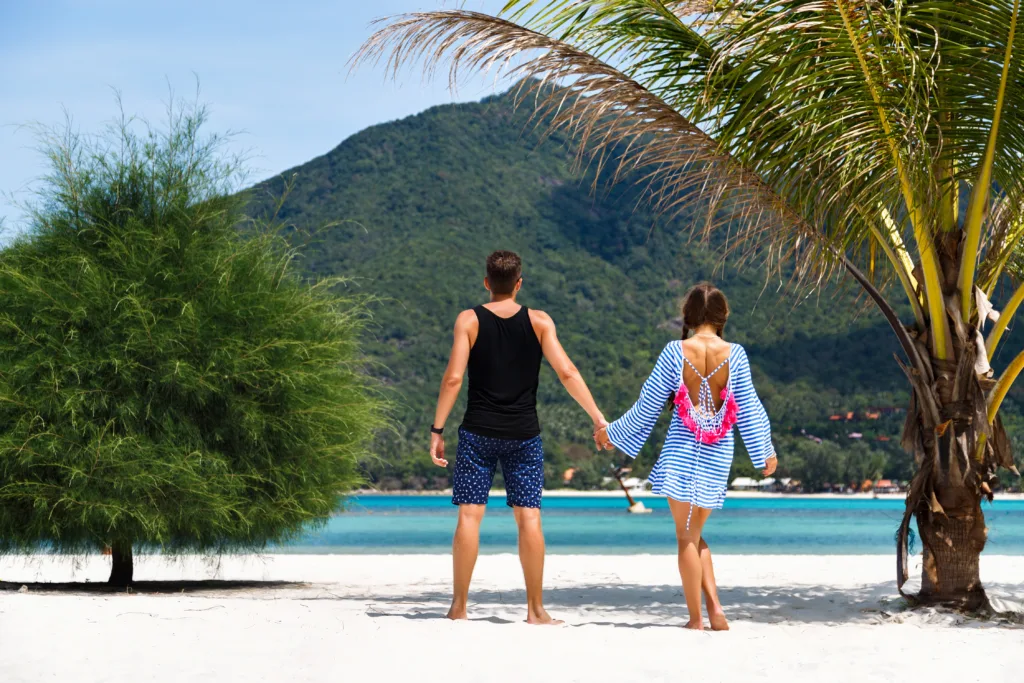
[248,86,1014,490]
[0,104,386,556]
[774,437,894,491]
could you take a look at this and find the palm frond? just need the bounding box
[503,1,1024,355]
[353,9,845,287]
[986,239,1024,359]
[958,0,1022,319]
[502,0,956,355]
[978,193,1024,293]
[986,281,1024,361]
[357,1,1024,375]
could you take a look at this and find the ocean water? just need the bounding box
[278,495,1024,555]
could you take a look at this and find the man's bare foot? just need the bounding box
[708,610,729,631]
[683,618,704,630]
[446,605,468,620]
[526,607,565,625]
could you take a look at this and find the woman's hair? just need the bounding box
[681,283,730,339]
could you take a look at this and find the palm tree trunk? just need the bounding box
[108,541,133,586]
[896,317,1000,610]
[915,495,988,609]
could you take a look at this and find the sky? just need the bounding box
[0,0,510,234]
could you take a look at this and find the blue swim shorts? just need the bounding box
[452,427,544,508]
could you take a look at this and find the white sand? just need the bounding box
[1,553,1021,683]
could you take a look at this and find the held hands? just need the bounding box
[430,432,448,468]
[593,417,614,451]
[762,455,778,477]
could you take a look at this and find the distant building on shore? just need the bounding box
[828,406,906,422]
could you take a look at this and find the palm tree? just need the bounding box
[355,1,1024,608]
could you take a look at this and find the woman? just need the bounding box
[595,283,777,631]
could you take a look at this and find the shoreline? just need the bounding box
[352,488,1024,501]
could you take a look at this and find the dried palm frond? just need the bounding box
[353,9,844,290]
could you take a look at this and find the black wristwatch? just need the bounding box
[430,425,444,435]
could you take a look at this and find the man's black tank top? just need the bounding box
[461,305,543,440]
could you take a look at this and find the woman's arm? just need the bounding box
[731,346,777,472]
[601,344,679,459]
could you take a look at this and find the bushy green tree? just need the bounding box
[0,104,385,584]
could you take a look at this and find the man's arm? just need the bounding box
[531,310,606,429]
[430,310,475,467]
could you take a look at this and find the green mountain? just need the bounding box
[248,85,1024,492]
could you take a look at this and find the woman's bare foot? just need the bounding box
[683,618,704,630]
[446,604,468,620]
[526,607,565,625]
[708,609,730,631]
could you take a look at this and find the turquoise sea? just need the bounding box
[279,495,1024,555]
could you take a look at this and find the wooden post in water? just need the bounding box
[610,464,650,514]
[615,469,637,507]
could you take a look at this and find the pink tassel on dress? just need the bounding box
[674,388,738,444]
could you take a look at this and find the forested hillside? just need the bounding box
[248,85,1024,492]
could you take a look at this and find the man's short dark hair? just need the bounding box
[486,251,522,294]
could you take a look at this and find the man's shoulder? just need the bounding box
[528,308,554,327]
[454,309,479,330]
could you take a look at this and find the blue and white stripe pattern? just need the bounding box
[606,341,774,510]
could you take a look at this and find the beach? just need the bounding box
[1,553,1021,683]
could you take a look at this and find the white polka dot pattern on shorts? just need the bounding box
[452,428,544,508]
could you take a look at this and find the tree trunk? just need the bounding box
[855,224,1009,612]
[916,500,988,609]
[108,541,133,586]
[894,325,1002,611]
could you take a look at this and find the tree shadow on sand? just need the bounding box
[0,580,304,595]
[362,580,1024,628]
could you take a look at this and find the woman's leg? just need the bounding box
[699,539,729,631]
[668,499,711,629]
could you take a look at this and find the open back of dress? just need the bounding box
[675,353,738,445]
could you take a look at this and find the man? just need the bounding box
[429,250,606,624]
